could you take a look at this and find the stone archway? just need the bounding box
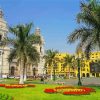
[33,68,36,76]
[10,66,15,76]
[33,67,37,78]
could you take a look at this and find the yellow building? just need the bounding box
[47,51,100,78]
[80,51,100,78]
[47,53,76,78]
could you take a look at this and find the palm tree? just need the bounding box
[44,49,58,81]
[63,54,76,79]
[6,23,41,84]
[68,0,100,58]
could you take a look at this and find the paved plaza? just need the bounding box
[53,78,100,86]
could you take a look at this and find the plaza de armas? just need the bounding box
[0,7,100,82]
[0,0,100,100]
[0,0,100,83]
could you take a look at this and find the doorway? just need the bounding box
[10,66,15,76]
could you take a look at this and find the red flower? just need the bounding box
[79,87,96,92]
[44,89,56,93]
[63,91,90,95]
[0,84,36,89]
[5,84,24,88]
[0,84,5,87]
[55,86,74,90]
[44,86,95,95]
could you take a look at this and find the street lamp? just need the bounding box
[77,57,82,86]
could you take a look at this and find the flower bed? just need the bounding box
[5,84,25,88]
[63,91,90,95]
[0,84,36,89]
[79,87,96,92]
[55,86,74,90]
[44,86,95,95]
[0,84,5,87]
[44,89,56,93]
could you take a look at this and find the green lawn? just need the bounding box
[0,84,100,100]
[0,79,100,100]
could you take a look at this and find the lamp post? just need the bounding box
[77,57,82,86]
[76,54,82,86]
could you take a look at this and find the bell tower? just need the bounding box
[0,9,9,78]
[0,9,8,41]
[34,27,45,75]
[34,27,45,54]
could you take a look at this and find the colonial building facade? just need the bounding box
[0,9,45,78]
[47,52,100,78]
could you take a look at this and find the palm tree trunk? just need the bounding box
[23,62,27,81]
[53,67,56,81]
[19,61,24,84]
[69,67,70,79]
[46,69,48,79]
[24,66,27,81]
[50,67,53,80]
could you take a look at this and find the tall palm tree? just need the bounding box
[63,54,76,79]
[68,0,100,58]
[44,49,58,81]
[6,23,41,84]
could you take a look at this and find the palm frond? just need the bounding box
[44,49,58,68]
[68,27,91,43]
[68,0,100,56]
[8,49,17,62]
[29,34,42,45]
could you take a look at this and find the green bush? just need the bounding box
[0,93,13,100]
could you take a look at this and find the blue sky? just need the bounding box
[0,0,80,54]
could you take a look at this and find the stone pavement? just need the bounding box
[53,78,100,86]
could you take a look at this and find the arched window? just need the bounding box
[92,73,95,77]
[86,73,90,77]
[82,73,85,77]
